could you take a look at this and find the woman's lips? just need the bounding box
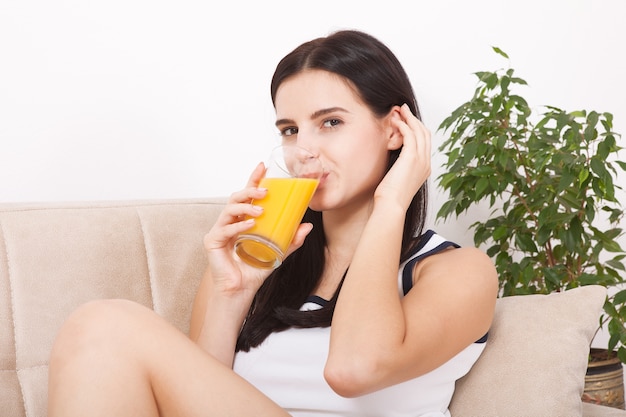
[317,172,329,188]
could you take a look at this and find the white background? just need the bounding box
[1,0,625,346]
[1,1,625,238]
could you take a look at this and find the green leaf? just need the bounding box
[500,76,510,93]
[544,268,563,289]
[476,177,490,197]
[487,245,501,258]
[591,156,609,179]
[537,226,553,246]
[474,71,491,83]
[485,73,498,89]
[604,240,625,253]
[613,289,626,305]
[439,172,458,189]
[493,225,509,241]
[471,166,496,176]
[597,136,614,159]
[436,200,457,220]
[491,46,509,59]
[516,233,539,253]
[578,168,590,185]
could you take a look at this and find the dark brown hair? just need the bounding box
[236,30,428,352]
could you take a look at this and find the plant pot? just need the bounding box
[583,348,625,409]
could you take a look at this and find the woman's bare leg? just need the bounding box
[48,299,289,417]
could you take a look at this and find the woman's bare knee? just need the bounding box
[48,299,161,416]
[50,299,151,370]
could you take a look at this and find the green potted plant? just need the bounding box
[435,47,626,408]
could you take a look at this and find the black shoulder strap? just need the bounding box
[401,230,460,296]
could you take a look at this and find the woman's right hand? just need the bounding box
[191,163,313,363]
[203,162,270,298]
[202,163,312,299]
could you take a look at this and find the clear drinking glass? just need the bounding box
[234,145,323,269]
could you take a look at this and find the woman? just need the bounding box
[48,30,498,416]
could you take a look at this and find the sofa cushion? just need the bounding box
[449,285,607,417]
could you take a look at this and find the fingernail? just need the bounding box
[253,205,264,212]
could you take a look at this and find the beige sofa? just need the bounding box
[1,198,625,417]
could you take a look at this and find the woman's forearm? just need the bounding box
[326,201,408,392]
[189,268,253,367]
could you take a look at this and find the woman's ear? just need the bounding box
[385,106,403,150]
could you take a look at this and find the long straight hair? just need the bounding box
[236,30,428,352]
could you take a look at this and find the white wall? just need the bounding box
[2,1,625,239]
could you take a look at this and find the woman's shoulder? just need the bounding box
[400,230,458,275]
[400,230,496,296]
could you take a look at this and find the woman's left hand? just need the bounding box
[375,103,432,209]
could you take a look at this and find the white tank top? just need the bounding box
[233,231,487,417]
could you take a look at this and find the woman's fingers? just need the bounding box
[228,163,267,205]
[245,162,266,188]
[377,105,433,206]
[396,104,431,157]
[393,105,431,174]
[205,163,268,250]
[220,201,264,223]
[203,218,253,250]
[206,200,265,249]
[227,187,267,208]
[220,163,268,222]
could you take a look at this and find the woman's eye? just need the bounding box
[280,127,298,137]
[323,119,342,128]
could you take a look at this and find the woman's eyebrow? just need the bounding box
[275,107,350,127]
[310,107,349,120]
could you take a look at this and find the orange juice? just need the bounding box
[235,176,319,269]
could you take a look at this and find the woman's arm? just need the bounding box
[188,163,271,366]
[189,267,256,368]
[327,229,497,397]
[189,163,314,367]
[325,105,498,397]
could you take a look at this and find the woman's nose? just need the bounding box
[295,133,319,157]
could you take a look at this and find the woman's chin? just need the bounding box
[308,202,325,212]
[308,194,330,213]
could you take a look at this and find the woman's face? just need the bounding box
[274,69,395,213]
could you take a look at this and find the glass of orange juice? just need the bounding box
[234,145,322,269]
